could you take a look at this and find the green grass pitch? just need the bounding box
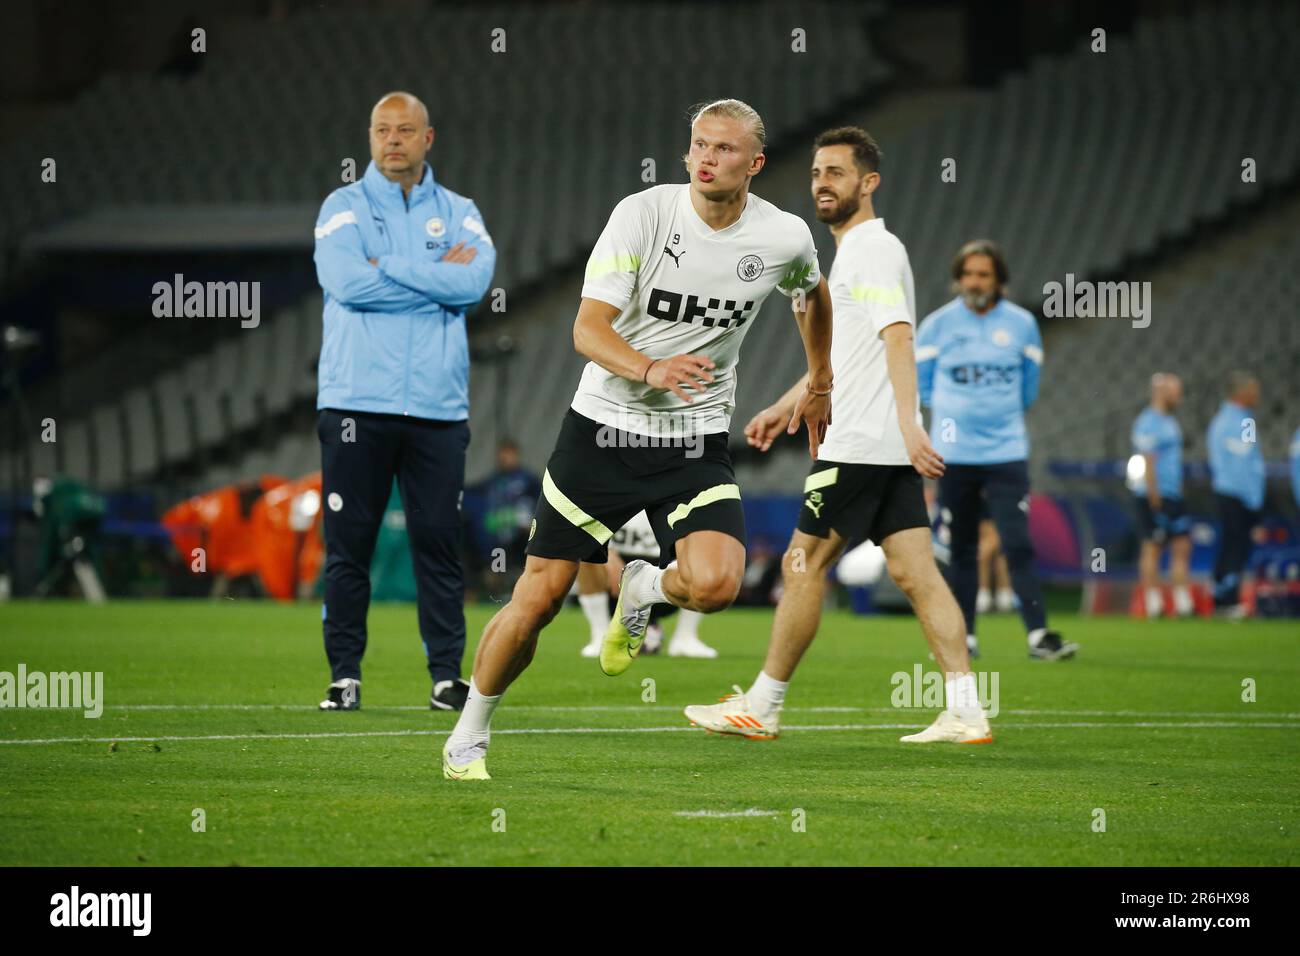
[0,600,1296,866]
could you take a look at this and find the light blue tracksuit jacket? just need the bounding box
[313,160,495,420]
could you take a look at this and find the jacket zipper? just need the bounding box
[401,190,414,415]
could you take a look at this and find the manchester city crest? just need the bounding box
[737,254,764,281]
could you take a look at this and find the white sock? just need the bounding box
[1145,587,1164,617]
[671,608,702,641]
[1027,627,1047,647]
[446,678,501,758]
[578,592,609,641]
[1173,586,1194,616]
[747,670,788,717]
[627,561,668,607]
[945,672,983,718]
[995,588,1015,609]
[976,588,992,609]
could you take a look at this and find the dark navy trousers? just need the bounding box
[318,408,468,684]
[1212,492,1257,607]
[939,460,1048,637]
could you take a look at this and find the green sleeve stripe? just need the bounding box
[666,483,741,529]
[849,283,905,307]
[584,253,642,280]
[542,470,613,543]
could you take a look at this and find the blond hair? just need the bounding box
[689,98,766,151]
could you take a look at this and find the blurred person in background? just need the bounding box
[975,515,1015,614]
[917,240,1076,661]
[1130,373,1194,618]
[1207,371,1265,617]
[472,439,541,591]
[312,91,495,712]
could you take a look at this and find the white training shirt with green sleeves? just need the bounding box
[816,217,920,466]
[575,183,821,439]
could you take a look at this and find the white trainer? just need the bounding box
[684,685,779,740]
[900,710,993,744]
[667,633,718,658]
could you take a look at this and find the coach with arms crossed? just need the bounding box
[312,91,495,712]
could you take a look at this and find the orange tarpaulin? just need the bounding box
[249,471,324,601]
[162,476,287,579]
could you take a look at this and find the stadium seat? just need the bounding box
[155,371,194,467]
[123,387,160,481]
[91,404,127,489]
[27,434,58,481]
[184,353,226,452]
[263,311,300,419]
[230,327,273,435]
[61,419,92,482]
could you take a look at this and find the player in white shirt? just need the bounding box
[684,127,991,745]
[576,511,717,659]
[444,99,833,779]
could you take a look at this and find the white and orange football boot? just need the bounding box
[899,710,993,744]
[684,686,779,740]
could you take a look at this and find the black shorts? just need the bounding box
[796,459,929,546]
[1134,496,1191,543]
[526,409,746,566]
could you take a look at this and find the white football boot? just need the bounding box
[899,710,993,744]
[442,740,490,780]
[684,685,779,740]
[600,560,655,676]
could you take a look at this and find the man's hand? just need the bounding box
[645,353,716,403]
[745,405,792,452]
[789,389,831,459]
[440,242,478,265]
[901,421,945,479]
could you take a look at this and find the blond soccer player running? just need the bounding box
[442,100,833,780]
[684,127,991,745]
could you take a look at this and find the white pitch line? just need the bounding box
[674,809,778,818]
[1,721,1297,747]
[99,704,1300,720]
